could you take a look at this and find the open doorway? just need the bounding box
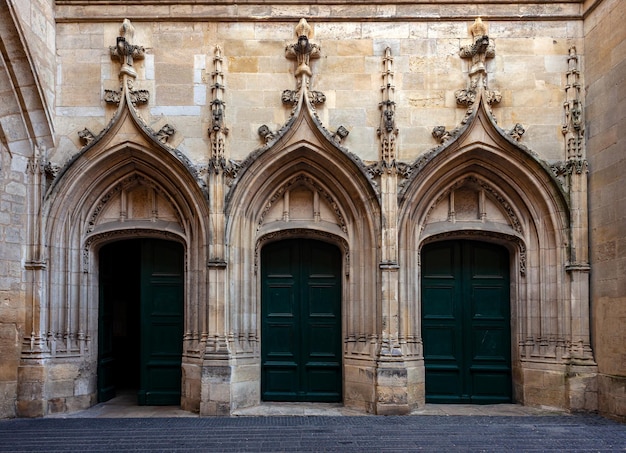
[98,238,184,405]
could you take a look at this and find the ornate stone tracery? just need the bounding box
[256,173,348,234]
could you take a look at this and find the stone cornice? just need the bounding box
[55,1,584,22]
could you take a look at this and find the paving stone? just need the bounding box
[0,415,625,452]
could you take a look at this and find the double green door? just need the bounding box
[98,239,184,405]
[261,239,342,402]
[421,240,512,403]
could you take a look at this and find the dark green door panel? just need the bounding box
[139,239,184,406]
[422,240,511,404]
[262,239,342,402]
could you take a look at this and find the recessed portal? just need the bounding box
[98,238,184,405]
[421,240,512,404]
[261,238,342,402]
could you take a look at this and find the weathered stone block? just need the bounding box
[16,399,45,418]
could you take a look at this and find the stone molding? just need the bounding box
[55,2,584,22]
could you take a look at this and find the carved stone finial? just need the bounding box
[109,19,145,78]
[378,47,398,163]
[208,45,228,163]
[455,17,500,108]
[285,19,321,79]
[470,17,487,39]
[295,18,312,39]
[563,46,584,162]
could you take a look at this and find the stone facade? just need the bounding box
[586,0,626,422]
[0,0,623,420]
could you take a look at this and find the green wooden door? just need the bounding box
[98,239,183,406]
[138,239,184,405]
[261,239,342,402]
[421,240,511,404]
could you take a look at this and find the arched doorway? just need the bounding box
[421,240,511,404]
[261,238,343,402]
[98,238,184,405]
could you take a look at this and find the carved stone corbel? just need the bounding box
[156,124,175,143]
[508,123,525,142]
[258,125,276,143]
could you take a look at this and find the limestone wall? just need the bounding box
[11,0,56,123]
[0,0,55,419]
[52,3,583,168]
[5,0,617,418]
[585,0,626,422]
[0,145,27,419]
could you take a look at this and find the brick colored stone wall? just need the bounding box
[586,0,626,421]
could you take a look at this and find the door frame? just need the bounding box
[419,235,517,404]
[96,234,186,405]
[258,233,347,402]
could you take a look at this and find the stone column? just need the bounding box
[200,46,232,415]
[562,47,597,411]
[374,48,410,415]
[17,148,48,417]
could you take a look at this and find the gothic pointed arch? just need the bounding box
[226,102,382,343]
[398,94,592,405]
[27,103,212,418]
[224,70,382,412]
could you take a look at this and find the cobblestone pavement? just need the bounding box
[1,414,625,452]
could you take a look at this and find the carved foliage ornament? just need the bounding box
[109,19,145,78]
[455,18,501,108]
[284,18,325,109]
